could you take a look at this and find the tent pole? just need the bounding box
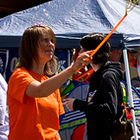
[67,49,71,66]
[123,48,138,140]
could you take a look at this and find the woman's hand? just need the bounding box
[71,51,92,72]
[63,98,75,111]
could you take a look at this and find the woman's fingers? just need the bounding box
[71,51,92,72]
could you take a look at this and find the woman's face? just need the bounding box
[37,31,55,63]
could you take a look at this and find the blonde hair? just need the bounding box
[18,25,57,75]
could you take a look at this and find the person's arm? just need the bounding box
[73,99,88,112]
[63,98,88,112]
[25,51,92,98]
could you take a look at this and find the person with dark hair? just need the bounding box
[7,25,91,140]
[109,49,125,72]
[64,33,124,140]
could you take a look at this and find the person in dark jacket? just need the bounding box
[64,33,124,140]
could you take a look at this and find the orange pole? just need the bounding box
[75,14,127,73]
[75,68,94,80]
[90,14,127,57]
[84,69,94,81]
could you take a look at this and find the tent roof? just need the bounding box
[0,0,113,35]
[0,0,140,49]
[1,0,140,36]
[55,33,124,49]
[124,35,140,51]
[0,33,124,49]
[0,0,51,18]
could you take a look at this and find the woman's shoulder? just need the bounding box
[9,67,31,82]
[13,66,27,72]
[12,67,30,76]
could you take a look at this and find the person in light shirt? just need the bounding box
[0,73,9,140]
